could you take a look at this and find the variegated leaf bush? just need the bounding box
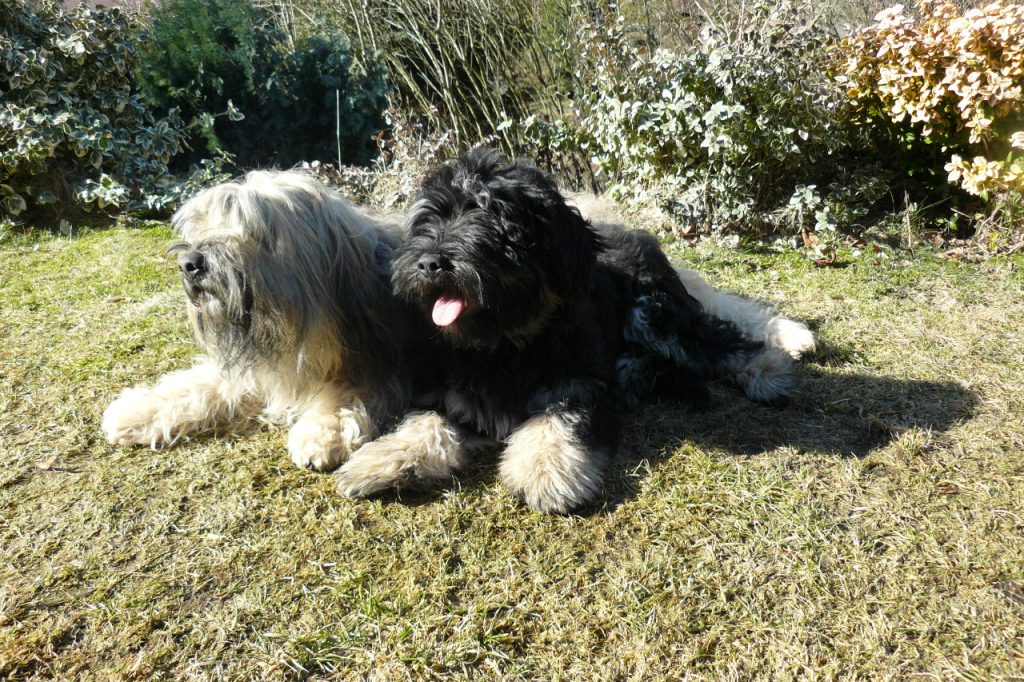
[510,1,888,241]
[0,1,198,225]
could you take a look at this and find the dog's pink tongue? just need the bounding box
[432,297,466,326]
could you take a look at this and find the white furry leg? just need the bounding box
[765,317,816,360]
[498,412,605,515]
[675,267,815,359]
[334,412,467,497]
[287,383,373,471]
[101,360,255,448]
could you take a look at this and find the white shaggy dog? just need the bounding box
[102,171,413,470]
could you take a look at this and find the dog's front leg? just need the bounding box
[334,411,468,497]
[498,395,619,515]
[102,359,257,448]
[287,383,374,471]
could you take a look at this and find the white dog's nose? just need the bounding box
[177,251,206,279]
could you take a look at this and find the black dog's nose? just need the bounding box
[416,253,449,278]
[177,251,206,279]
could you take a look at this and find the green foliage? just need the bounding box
[0,0,185,222]
[513,1,886,238]
[256,35,389,168]
[135,0,278,168]
[136,0,388,169]
[297,0,569,152]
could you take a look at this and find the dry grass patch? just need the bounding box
[1,224,1022,680]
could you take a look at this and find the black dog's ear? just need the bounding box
[498,159,599,300]
[498,185,598,300]
[543,202,599,300]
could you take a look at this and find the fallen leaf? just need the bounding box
[673,222,697,238]
[801,228,819,249]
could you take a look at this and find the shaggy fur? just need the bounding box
[335,148,811,513]
[102,170,415,470]
[569,192,816,362]
[570,193,814,404]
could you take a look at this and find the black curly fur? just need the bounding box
[388,147,763,510]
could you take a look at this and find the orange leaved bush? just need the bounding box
[836,1,1024,198]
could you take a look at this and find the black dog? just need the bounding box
[334,148,793,513]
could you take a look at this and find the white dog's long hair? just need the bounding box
[102,171,413,470]
[168,171,401,409]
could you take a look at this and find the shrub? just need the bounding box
[255,35,389,168]
[836,1,1024,200]
[135,0,279,168]
[137,0,387,169]
[513,1,882,238]
[0,0,185,222]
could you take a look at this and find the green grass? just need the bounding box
[2,224,1023,680]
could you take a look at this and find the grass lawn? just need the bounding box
[1,222,1022,680]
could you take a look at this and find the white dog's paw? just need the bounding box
[768,318,816,359]
[101,387,174,448]
[287,416,358,471]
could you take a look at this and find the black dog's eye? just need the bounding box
[408,219,439,240]
[498,227,537,264]
[501,220,534,250]
[413,223,438,238]
[501,244,522,262]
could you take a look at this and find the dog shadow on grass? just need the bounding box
[589,337,980,514]
[388,336,980,515]
[310,333,979,514]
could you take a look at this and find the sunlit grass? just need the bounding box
[1,222,1022,680]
